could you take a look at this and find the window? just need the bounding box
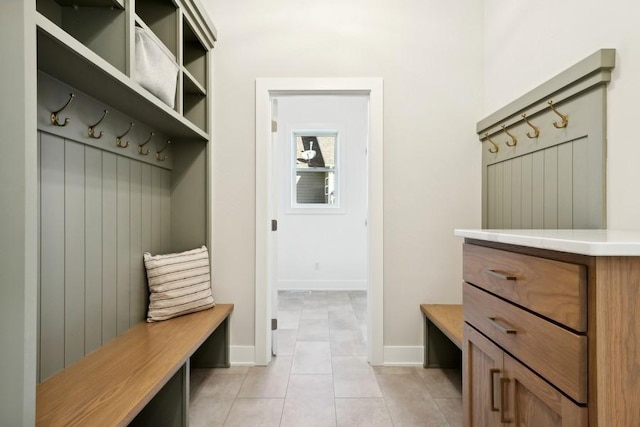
[293,132,338,206]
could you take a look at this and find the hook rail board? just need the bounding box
[477,48,616,230]
[38,71,173,170]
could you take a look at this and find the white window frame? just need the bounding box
[286,124,346,214]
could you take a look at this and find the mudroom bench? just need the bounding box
[36,304,233,427]
[421,304,463,368]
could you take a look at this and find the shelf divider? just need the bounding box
[55,0,124,8]
[183,67,207,96]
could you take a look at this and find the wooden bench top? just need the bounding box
[36,303,233,427]
[421,304,463,349]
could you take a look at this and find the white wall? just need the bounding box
[277,95,368,291]
[203,0,483,363]
[484,0,640,230]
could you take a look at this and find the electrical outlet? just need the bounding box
[315,261,319,270]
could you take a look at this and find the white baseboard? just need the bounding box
[231,345,423,366]
[278,280,367,291]
[230,346,255,366]
[383,346,424,366]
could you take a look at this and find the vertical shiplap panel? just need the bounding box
[116,157,131,334]
[151,167,162,254]
[494,162,504,228]
[161,169,171,253]
[510,157,522,229]
[39,133,66,381]
[502,161,512,229]
[584,134,604,228]
[521,155,533,229]
[38,138,177,377]
[544,146,558,229]
[129,161,143,325]
[64,140,85,367]
[573,138,589,228]
[557,143,574,229]
[84,147,103,354]
[141,164,152,318]
[531,151,545,229]
[102,153,118,343]
[487,166,496,229]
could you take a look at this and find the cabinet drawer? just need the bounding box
[464,283,587,403]
[463,244,587,332]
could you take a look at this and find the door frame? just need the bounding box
[255,78,384,366]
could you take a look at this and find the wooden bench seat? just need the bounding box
[421,304,462,368]
[36,303,233,427]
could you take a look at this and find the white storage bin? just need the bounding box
[134,26,179,108]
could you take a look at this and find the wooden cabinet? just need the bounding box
[461,239,640,427]
[464,312,588,427]
[461,237,640,426]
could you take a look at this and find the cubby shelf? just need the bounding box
[37,12,208,140]
[183,19,207,87]
[37,0,128,73]
[135,0,178,57]
[135,15,178,62]
[181,12,209,132]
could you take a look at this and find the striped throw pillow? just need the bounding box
[143,246,215,322]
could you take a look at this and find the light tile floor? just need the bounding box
[190,290,462,427]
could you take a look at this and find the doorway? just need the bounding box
[276,95,368,291]
[255,78,384,366]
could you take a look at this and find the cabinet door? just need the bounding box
[503,354,588,427]
[463,324,504,427]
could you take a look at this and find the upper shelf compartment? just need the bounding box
[37,13,207,140]
[181,13,208,132]
[183,16,207,92]
[36,0,217,140]
[36,0,127,73]
[135,0,178,58]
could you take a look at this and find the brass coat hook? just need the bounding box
[501,124,518,147]
[50,93,75,127]
[116,122,134,148]
[484,133,499,154]
[156,140,170,161]
[88,110,108,139]
[548,100,568,128]
[521,114,539,139]
[138,132,154,155]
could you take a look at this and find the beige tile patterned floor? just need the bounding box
[190,290,462,427]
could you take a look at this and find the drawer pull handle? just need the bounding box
[500,377,512,423]
[485,269,517,281]
[489,368,500,412]
[487,317,517,334]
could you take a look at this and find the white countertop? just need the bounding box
[454,229,640,256]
